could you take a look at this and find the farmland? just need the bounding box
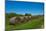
[5,13,44,31]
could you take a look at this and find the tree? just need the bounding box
[6,13,17,18]
[25,13,32,16]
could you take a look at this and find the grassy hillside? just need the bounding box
[5,13,44,31]
[15,16,44,30]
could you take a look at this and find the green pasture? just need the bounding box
[5,15,44,31]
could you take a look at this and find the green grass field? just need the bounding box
[5,15,44,31]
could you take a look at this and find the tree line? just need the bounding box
[5,13,32,18]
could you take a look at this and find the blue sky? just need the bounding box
[5,1,44,15]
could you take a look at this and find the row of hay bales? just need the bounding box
[9,16,31,25]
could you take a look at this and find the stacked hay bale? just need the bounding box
[9,16,31,25]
